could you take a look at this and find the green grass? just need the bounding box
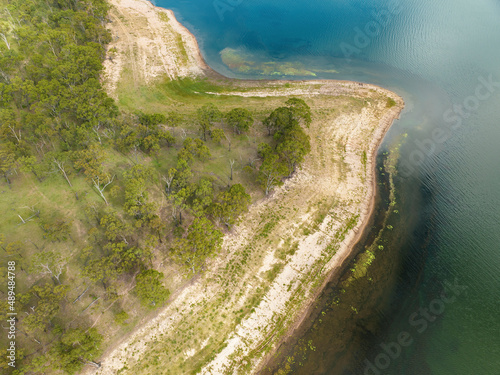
[386,97,397,108]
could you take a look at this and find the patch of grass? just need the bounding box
[386,97,397,108]
[263,263,285,282]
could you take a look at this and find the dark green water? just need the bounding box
[156,0,500,373]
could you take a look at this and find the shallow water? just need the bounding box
[156,0,500,373]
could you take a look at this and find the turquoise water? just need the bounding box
[156,0,500,373]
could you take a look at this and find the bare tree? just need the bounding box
[30,251,67,284]
[92,174,115,205]
[180,128,187,140]
[86,361,101,369]
[8,125,21,143]
[229,159,235,181]
[53,158,72,187]
[0,33,10,50]
[162,168,176,195]
[92,123,102,144]
[17,206,40,224]
[72,286,90,304]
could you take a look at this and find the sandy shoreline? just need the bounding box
[255,100,400,373]
[93,0,404,373]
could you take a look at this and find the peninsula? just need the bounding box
[0,0,403,373]
[94,0,404,374]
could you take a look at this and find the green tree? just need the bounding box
[100,212,130,243]
[171,217,223,273]
[276,127,311,175]
[263,107,297,136]
[257,147,289,196]
[166,111,183,127]
[18,155,48,182]
[171,158,192,192]
[106,241,144,274]
[210,184,250,227]
[286,98,312,127]
[0,147,15,186]
[188,178,214,215]
[197,103,222,141]
[51,328,103,374]
[225,108,253,134]
[135,269,170,308]
[23,284,69,334]
[180,137,211,162]
[136,112,166,127]
[40,219,72,242]
[210,128,225,144]
[83,256,118,285]
[123,164,156,222]
[171,187,190,225]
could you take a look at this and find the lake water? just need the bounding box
[155,0,500,373]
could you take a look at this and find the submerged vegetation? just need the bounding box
[0,0,312,372]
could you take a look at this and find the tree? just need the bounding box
[165,111,183,127]
[162,167,176,195]
[263,106,297,136]
[123,164,156,222]
[197,103,222,141]
[83,256,118,285]
[135,269,170,308]
[189,178,214,215]
[100,212,130,243]
[136,112,166,127]
[51,328,103,374]
[23,284,69,334]
[171,217,223,273]
[257,148,289,196]
[0,147,15,186]
[30,251,67,284]
[225,108,253,134]
[72,144,106,181]
[106,241,144,275]
[18,155,48,182]
[51,152,73,188]
[276,127,311,175]
[73,144,117,203]
[40,219,72,242]
[180,137,211,162]
[193,138,210,160]
[171,187,190,225]
[135,114,175,154]
[171,158,192,193]
[286,97,312,127]
[210,128,225,144]
[210,184,250,227]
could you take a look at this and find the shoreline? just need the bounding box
[256,101,400,373]
[94,0,404,373]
